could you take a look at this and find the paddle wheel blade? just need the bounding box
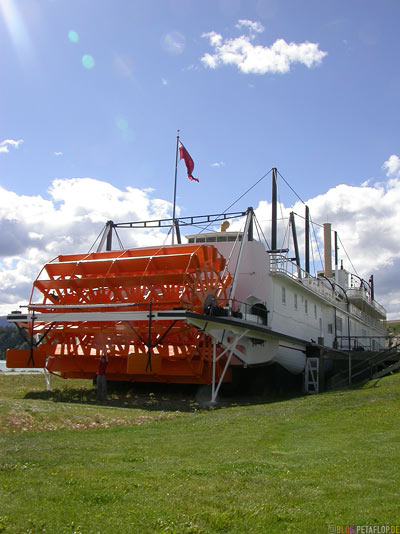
[7,244,232,384]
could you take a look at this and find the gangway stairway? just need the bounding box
[327,342,400,389]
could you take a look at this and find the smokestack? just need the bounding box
[323,223,333,278]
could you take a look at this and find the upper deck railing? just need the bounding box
[269,254,384,329]
[269,254,337,301]
[346,288,386,317]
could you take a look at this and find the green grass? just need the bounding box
[0,373,399,533]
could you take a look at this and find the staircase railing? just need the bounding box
[328,341,400,389]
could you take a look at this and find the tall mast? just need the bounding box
[305,205,310,275]
[290,212,301,273]
[271,167,277,251]
[172,130,180,245]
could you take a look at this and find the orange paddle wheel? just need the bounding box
[7,244,232,384]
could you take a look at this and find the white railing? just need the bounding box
[347,288,386,317]
[269,254,384,330]
[269,255,338,305]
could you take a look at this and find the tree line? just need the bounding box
[0,326,29,360]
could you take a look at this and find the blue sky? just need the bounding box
[1,0,400,316]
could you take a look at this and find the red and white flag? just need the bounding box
[179,141,199,182]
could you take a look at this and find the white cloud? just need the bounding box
[236,19,264,34]
[211,161,225,167]
[2,159,400,319]
[0,178,172,314]
[161,31,185,55]
[54,151,63,156]
[161,78,168,86]
[0,139,23,153]
[182,64,197,72]
[227,160,400,319]
[201,52,218,69]
[202,31,223,48]
[361,179,371,187]
[201,21,327,74]
[382,154,400,178]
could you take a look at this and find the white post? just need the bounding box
[228,209,252,313]
[43,357,51,391]
[211,339,216,402]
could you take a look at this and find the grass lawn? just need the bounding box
[0,372,399,533]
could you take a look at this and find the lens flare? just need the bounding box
[68,30,79,43]
[116,118,129,131]
[82,54,95,69]
[115,117,135,142]
[0,0,33,62]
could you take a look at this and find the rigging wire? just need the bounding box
[249,217,289,224]
[254,214,270,250]
[223,168,273,213]
[277,169,305,205]
[277,181,290,252]
[162,225,173,246]
[88,168,359,283]
[309,221,316,275]
[338,234,359,276]
[199,168,273,234]
[280,218,290,253]
[254,218,261,242]
[220,221,244,285]
[88,225,107,253]
[291,211,359,279]
[114,228,124,250]
[309,216,323,275]
[291,211,323,227]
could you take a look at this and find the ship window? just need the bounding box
[207,237,216,242]
[328,323,333,334]
[196,237,206,243]
[188,238,194,243]
[337,317,343,331]
[294,294,298,310]
[314,304,317,319]
[282,287,286,305]
[305,299,308,314]
[217,236,227,242]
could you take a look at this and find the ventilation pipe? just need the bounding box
[369,274,375,301]
[334,230,338,280]
[323,223,333,278]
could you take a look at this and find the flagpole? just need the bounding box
[172,129,180,245]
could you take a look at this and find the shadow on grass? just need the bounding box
[24,380,303,412]
[25,383,199,413]
[328,373,391,392]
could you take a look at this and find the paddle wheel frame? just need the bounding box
[7,241,234,384]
